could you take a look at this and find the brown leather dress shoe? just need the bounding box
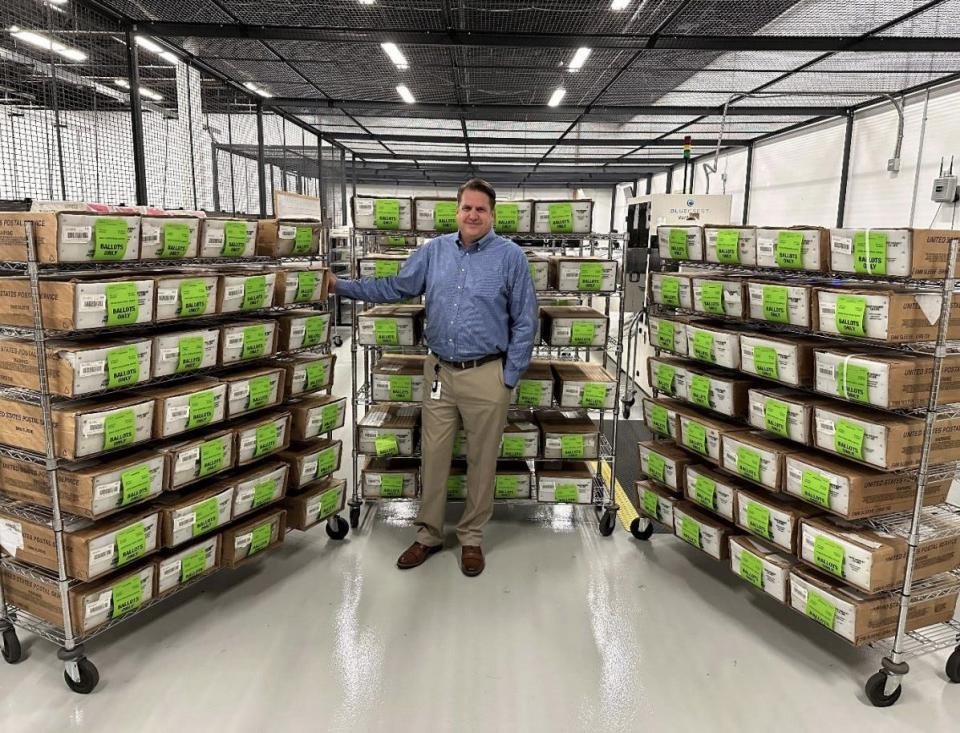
[397,542,442,569]
[460,545,485,577]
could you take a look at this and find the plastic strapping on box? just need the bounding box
[840,352,870,396]
[865,227,875,275]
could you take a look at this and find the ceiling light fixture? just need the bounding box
[359,0,375,4]
[381,42,409,70]
[568,47,591,72]
[396,84,415,104]
[610,0,631,9]
[114,78,163,101]
[547,87,566,107]
[135,35,178,65]
[243,81,273,98]
[9,26,87,62]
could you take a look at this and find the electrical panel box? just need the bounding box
[932,176,958,203]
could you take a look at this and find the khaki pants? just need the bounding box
[415,354,512,547]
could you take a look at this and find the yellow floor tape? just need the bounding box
[595,459,638,532]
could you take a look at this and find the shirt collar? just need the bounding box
[456,228,497,251]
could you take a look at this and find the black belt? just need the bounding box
[435,353,504,370]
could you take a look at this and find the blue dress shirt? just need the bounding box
[336,229,538,387]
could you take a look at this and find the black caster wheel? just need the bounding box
[946,648,960,683]
[598,510,617,537]
[622,405,631,419]
[325,515,349,540]
[1,627,22,664]
[349,504,361,529]
[332,335,343,347]
[630,517,655,541]
[64,657,99,695]
[864,671,902,707]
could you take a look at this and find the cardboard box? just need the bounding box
[508,359,553,408]
[218,271,277,314]
[746,280,813,328]
[637,439,691,494]
[0,211,141,263]
[0,504,160,581]
[222,366,285,418]
[283,477,347,530]
[256,220,323,257]
[739,333,819,387]
[756,226,830,271]
[704,225,757,266]
[220,319,278,364]
[362,456,419,498]
[526,256,551,291]
[748,387,826,445]
[279,438,342,490]
[151,327,219,377]
[685,322,741,369]
[789,565,960,645]
[552,362,616,410]
[498,411,540,458]
[495,200,534,234]
[676,406,747,464]
[352,196,414,231]
[0,450,163,519]
[140,215,200,259]
[155,535,220,596]
[533,200,594,235]
[0,275,155,330]
[540,306,608,347]
[783,450,951,519]
[199,217,257,258]
[830,227,960,279]
[729,536,797,603]
[537,409,600,459]
[494,462,533,500]
[656,225,704,261]
[812,403,960,470]
[735,488,820,554]
[799,515,960,593]
[371,354,424,402]
[414,198,459,233]
[815,286,960,343]
[672,500,740,560]
[648,355,689,401]
[0,395,154,460]
[537,461,595,503]
[161,429,235,491]
[281,353,336,398]
[721,430,793,492]
[157,481,235,547]
[277,309,331,351]
[648,314,689,355]
[636,480,678,527]
[550,256,618,293]
[220,508,287,568]
[290,394,348,442]
[357,305,425,346]
[814,347,960,409]
[154,274,219,322]
[274,267,329,306]
[358,254,409,279]
[231,460,289,519]
[146,378,228,439]
[692,276,746,319]
[235,411,292,465]
[356,404,418,456]
[0,336,152,397]
[650,271,694,309]
[676,363,752,417]
[642,397,682,441]
[684,463,743,522]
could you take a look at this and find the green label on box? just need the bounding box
[570,321,596,346]
[853,231,887,275]
[764,399,790,438]
[517,380,544,406]
[836,363,869,403]
[106,345,140,389]
[715,229,740,263]
[693,475,716,510]
[111,574,143,617]
[646,452,667,484]
[649,405,670,436]
[185,389,215,430]
[319,487,340,518]
[192,497,219,535]
[374,319,399,345]
[500,436,525,458]
[813,535,845,577]
[527,263,539,284]
[222,221,248,255]
[692,331,714,363]
[560,434,585,458]
[686,421,707,454]
[241,325,267,360]
[178,279,209,317]
[835,419,865,460]
[654,364,675,395]
[249,523,272,555]
[739,549,764,588]
[105,282,139,326]
[581,383,608,409]
[555,483,579,502]
[746,501,771,539]
[679,516,701,548]
[690,374,711,408]
[120,464,151,506]
[295,271,318,302]
[642,488,660,519]
[434,202,458,232]
[198,438,225,477]
[446,475,466,498]
[374,260,401,278]
[380,473,403,497]
[247,376,272,410]
[668,228,689,259]
[775,231,804,269]
[737,447,763,483]
[375,434,399,457]
[103,409,136,451]
[701,283,724,315]
[835,295,866,337]
[388,375,413,401]
[656,320,675,350]
[320,403,341,432]
[578,262,604,292]
[805,590,837,630]
[316,446,337,477]
[177,336,204,373]
[93,218,129,260]
[115,522,146,565]
[293,226,313,254]
[180,549,206,582]
[753,346,779,380]
[241,276,267,311]
[761,286,789,323]
[254,423,279,457]
[495,475,519,499]
[660,276,681,307]
[495,203,518,233]
[374,199,401,229]
[548,203,573,234]
[303,316,326,346]
[160,222,190,257]
[387,235,407,246]
[252,479,276,509]
[304,361,328,392]
[801,470,832,508]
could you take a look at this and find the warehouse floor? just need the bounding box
[1,342,959,731]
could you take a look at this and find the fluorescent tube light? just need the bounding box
[547,88,566,107]
[114,78,163,101]
[568,47,591,72]
[611,0,631,9]
[9,26,87,62]
[243,81,273,98]
[396,84,415,104]
[381,42,408,70]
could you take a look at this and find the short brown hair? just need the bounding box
[457,178,496,208]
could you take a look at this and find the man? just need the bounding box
[329,178,537,577]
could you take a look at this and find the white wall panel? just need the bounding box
[650,172,668,194]
[910,80,960,230]
[694,148,748,224]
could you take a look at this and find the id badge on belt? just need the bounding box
[430,363,442,400]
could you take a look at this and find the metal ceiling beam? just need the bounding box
[320,133,750,147]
